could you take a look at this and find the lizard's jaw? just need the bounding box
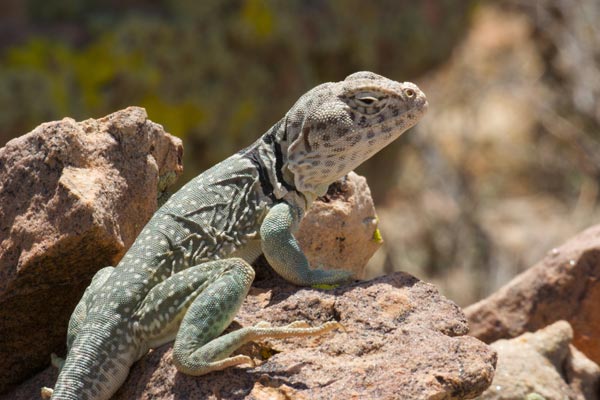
[290,105,427,196]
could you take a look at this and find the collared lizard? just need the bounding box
[42,71,428,400]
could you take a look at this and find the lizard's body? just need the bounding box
[43,72,427,399]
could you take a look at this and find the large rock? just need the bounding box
[465,224,600,365]
[0,107,183,393]
[297,172,382,279]
[476,321,600,400]
[1,108,493,397]
[6,272,496,399]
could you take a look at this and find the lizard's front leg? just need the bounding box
[260,201,353,286]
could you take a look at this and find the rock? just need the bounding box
[6,272,496,400]
[465,224,600,365]
[0,107,183,393]
[476,320,600,400]
[569,346,600,400]
[296,172,382,279]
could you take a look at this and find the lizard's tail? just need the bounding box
[50,319,136,400]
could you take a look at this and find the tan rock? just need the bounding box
[476,321,600,400]
[7,272,496,400]
[0,107,183,393]
[297,171,382,279]
[465,224,600,365]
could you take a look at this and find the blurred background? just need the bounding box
[1,0,599,306]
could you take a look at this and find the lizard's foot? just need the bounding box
[40,386,53,399]
[213,354,255,369]
[174,354,254,376]
[173,320,342,376]
[251,320,341,339]
[254,320,310,329]
[309,268,354,286]
[283,320,310,329]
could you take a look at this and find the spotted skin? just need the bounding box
[43,72,427,399]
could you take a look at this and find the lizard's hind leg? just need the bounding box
[134,258,252,347]
[168,259,341,376]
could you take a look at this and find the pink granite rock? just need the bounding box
[8,272,496,399]
[465,224,600,365]
[0,107,183,392]
[476,321,600,399]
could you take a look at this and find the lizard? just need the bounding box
[41,71,428,400]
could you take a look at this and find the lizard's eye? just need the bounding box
[404,88,415,98]
[346,91,388,115]
[355,95,378,106]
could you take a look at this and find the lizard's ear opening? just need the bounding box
[285,125,322,196]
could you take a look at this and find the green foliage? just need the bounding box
[241,0,274,39]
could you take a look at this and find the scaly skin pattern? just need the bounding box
[43,71,428,399]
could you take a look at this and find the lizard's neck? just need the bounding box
[241,119,310,212]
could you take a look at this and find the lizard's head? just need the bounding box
[285,71,428,198]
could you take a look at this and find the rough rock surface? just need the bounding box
[0,107,183,393]
[476,321,600,400]
[7,272,496,400]
[465,224,600,365]
[297,171,382,279]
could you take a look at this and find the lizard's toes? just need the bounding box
[317,321,343,332]
[40,387,54,399]
[232,354,255,368]
[286,320,310,329]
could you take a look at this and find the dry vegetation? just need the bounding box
[367,2,600,306]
